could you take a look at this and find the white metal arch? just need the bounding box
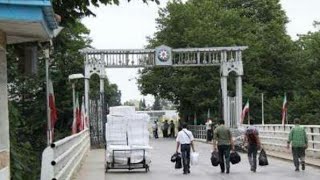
[80,45,248,129]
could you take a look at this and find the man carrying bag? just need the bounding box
[287,118,308,171]
[176,123,195,175]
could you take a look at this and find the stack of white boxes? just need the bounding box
[105,106,151,164]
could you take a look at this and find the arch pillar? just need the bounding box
[220,51,243,128]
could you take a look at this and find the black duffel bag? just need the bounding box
[211,151,220,166]
[230,151,241,164]
[259,149,269,166]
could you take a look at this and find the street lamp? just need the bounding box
[68,73,84,130]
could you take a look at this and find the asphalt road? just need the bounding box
[75,138,320,180]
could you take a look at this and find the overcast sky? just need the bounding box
[82,0,320,105]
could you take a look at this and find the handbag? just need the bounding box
[230,151,241,164]
[211,151,220,166]
[259,148,269,166]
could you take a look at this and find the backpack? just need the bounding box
[246,128,258,144]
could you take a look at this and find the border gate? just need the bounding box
[80,45,247,147]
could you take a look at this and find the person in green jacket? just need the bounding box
[287,118,308,171]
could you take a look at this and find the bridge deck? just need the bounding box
[75,139,320,180]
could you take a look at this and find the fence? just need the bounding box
[189,124,320,158]
[243,124,320,158]
[40,129,90,180]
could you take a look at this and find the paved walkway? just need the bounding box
[75,139,320,180]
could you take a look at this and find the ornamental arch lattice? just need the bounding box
[80,45,247,147]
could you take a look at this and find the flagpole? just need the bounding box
[285,93,288,125]
[262,93,264,125]
[248,103,250,125]
[45,49,51,146]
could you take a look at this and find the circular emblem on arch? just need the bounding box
[158,49,170,62]
[155,45,172,66]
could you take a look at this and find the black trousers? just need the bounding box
[206,129,213,141]
[181,144,191,173]
[218,145,231,172]
[292,147,306,169]
[248,144,258,170]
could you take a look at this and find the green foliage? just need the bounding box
[153,96,162,110]
[8,19,120,180]
[52,0,160,24]
[139,0,307,124]
[139,98,147,110]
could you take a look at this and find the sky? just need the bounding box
[82,0,320,105]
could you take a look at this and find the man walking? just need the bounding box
[176,123,195,175]
[287,118,308,171]
[213,119,234,174]
[169,120,175,137]
[244,121,261,172]
[205,118,213,142]
[163,120,169,138]
[152,120,159,139]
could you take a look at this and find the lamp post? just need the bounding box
[68,73,84,127]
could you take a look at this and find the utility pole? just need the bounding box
[44,49,51,146]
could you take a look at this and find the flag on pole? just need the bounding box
[72,94,79,134]
[76,95,82,132]
[240,100,249,124]
[80,96,86,130]
[49,80,58,141]
[281,94,288,126]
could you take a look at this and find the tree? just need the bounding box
[53,0,160,24]
[139,0,297,124]
[153,96,162,110]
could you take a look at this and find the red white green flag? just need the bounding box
[72,95,80,134]
[281,94,288,126]
[240,100,249,124]
[49,80,58,142]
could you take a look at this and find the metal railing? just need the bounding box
[189,124,320,158]
[40,129,90,180]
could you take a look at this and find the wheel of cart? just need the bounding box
[145,164,150,172]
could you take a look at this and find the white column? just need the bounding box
[0,30,10,179]
[236,76,242,128]
[221,76,228,127]
[100,78,104,94]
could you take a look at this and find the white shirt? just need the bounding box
[176,128,194,144]
[205,120,212,130]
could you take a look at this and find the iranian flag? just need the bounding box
[49,80,58,142]
[281,94,288,126]
[71,96,79,134]
[240,100,249,124]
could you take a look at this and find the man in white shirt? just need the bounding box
[176,123,195,175]
[205,119,213,142]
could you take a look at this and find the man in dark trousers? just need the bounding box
[213,119,234,174]
[176,123,195,175]
[287,118,308,171]
[169,120,175,137]
[163,120,169,138]
[244,121,261,172]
